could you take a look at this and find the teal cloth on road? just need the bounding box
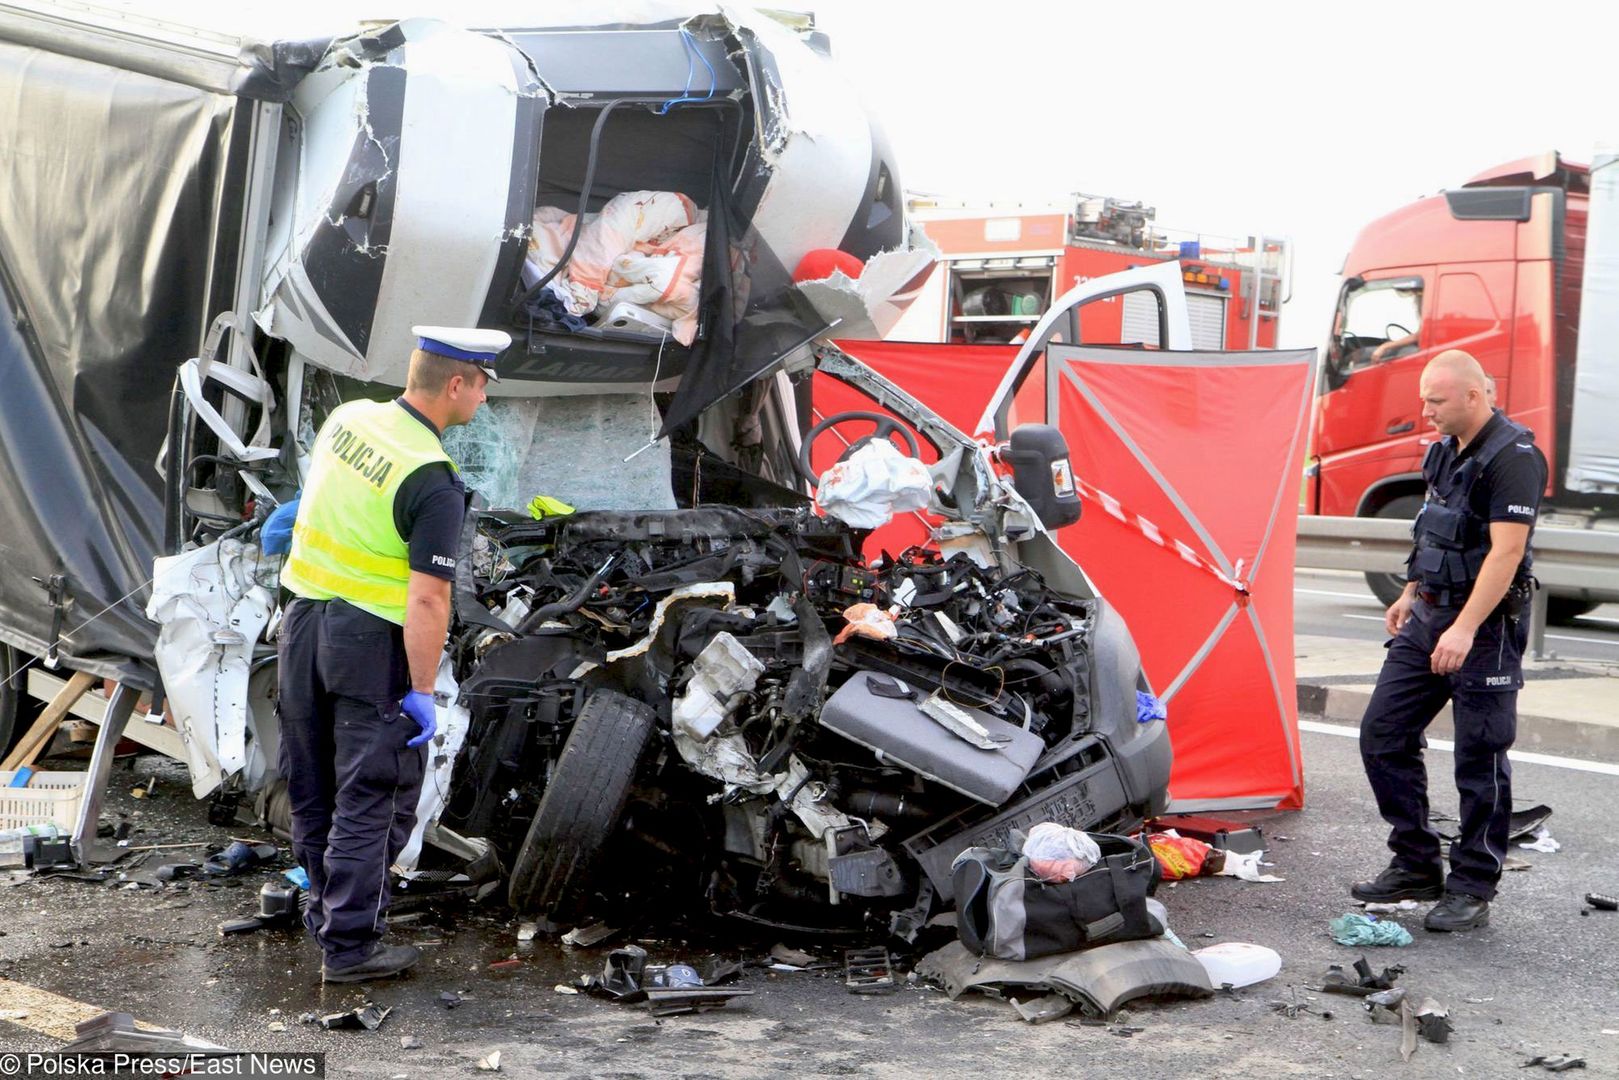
[1330,913,1413,947]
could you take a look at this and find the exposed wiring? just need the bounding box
[659,28,717,114]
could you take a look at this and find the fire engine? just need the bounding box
[886,194,1289,349]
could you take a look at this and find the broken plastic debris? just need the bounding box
[561,922,622,947]
[1010,993,1074,1024]
[1519,827,1561,853]
[1413,998,1452,1044]
[1521,1055,1587,1072]
[516,922,538,942]
[318,1004,391,1031]
[1191,943,1281,989]
[477,1050,502,1072]
[1329,913,1413,947]
[1319,956,1403,997]
[1361,899,1421,914]
[768,943,817,968]
[553,985,579,995]
[400,1035,423,1050]
[671,632,764,741]
[1216,848,1284,883]
[844,947,896,994]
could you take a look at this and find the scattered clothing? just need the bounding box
[1330,912,1414,947]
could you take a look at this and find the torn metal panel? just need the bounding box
[396,654,470,871]
[795,230,939,340]
[145,539,276,798]
[604,582,735,662]
[261,19,537,385]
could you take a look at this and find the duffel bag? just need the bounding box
[952,832,1161,961]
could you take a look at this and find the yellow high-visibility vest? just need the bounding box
[281,400,453,625]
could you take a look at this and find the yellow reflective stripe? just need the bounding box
[283,556,408,608]
[292,521,409,578]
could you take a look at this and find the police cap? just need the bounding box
[411,325,511,382]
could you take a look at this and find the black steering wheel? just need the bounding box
[797,410,922,485]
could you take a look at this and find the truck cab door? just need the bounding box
[1313,270,1434,509]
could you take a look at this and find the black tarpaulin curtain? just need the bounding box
[0,39,235,685]
[657,143,827,438]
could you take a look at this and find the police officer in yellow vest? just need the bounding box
[276,326,506,983]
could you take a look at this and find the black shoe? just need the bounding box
[1350,865,1444,903]
[1425,892,1489,932]
[321,943,420,984]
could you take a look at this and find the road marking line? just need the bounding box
[1299,719,1619,776]
[1335,611,1616,649]
[1295,588,1378,601]
[0,977,117,1042]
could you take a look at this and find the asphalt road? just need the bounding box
[1295,568,1619,666]
[0,736,1615,1079]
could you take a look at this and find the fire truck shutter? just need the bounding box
[1122,290,1227,350]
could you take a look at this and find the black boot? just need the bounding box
[1424,892,1489,932]
[1350,865,1444,903]
[321,943,420,983]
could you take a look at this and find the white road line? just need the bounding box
[1574,615,1619,626]
[1295,588,1378,601]
[1333,614,1614,650]
[1299,719,1619,777]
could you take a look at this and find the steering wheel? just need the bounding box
[797,410,921,485]
[1385,322,1413,340]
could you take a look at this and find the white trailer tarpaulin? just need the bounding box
[1567,153,1619,494]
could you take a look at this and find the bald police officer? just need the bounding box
[1352,350,1545,932]
[277,326,507,983]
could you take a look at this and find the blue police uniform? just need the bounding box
[274,326,503,981]
[1359,410,1544,904]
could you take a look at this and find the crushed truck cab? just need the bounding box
[0,2,1169,922]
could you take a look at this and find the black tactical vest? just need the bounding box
[1407,413,1536,599]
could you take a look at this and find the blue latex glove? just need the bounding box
[261,497,301,556]
[401,689,437,748]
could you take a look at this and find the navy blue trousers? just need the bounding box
[1359,597,1524,901]
[277,598,426,967]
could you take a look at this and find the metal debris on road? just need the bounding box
[560,921,621,948]
[844,947,897,994]
[318,1004,391,1031]
[1521,1054,1586,1072]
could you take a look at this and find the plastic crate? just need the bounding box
[0,770,85,831]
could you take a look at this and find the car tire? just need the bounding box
[1364,495,1424,608]
[506,689,658,924]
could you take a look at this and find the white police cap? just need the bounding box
[411,325,512,382]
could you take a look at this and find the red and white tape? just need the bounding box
[1073,476,1249,597]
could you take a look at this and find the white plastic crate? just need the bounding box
[0,770,85,831]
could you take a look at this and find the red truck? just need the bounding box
[888,194,1288,350]
[1307,151,1619,615]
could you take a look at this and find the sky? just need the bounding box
[94,0,1617,349]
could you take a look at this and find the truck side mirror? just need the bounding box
[1004,424,1082,530]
